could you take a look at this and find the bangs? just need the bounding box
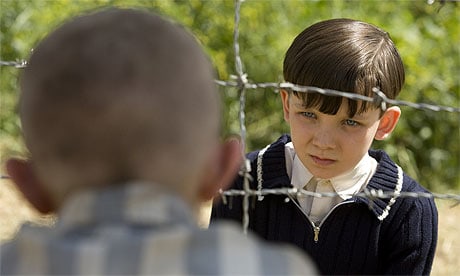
[292,89,380,118]
[289,63,384,118]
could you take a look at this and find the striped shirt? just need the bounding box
[1,181,317,275]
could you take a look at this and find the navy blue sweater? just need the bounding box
[212,135,437,275]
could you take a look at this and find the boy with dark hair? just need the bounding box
[212,18,437,275]
[0,8,317,275]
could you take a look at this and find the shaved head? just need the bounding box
[20,8,220,204]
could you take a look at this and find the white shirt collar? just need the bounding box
[285,142,378,200]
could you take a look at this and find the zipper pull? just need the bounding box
[313,226,320,242]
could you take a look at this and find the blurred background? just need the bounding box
[1,0,459,274]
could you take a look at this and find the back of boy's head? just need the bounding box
[283,18,405,116]
[19,8,219,204]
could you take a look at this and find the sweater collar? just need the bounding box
[255,134,403,221]
[357,150,403,220]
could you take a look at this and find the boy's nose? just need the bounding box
[312,128,336,149]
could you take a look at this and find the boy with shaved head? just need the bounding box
[0,8,317,275]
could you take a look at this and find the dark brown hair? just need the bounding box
[283,18,405,117]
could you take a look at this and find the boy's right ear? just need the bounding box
[6,158,56,214]
[280,89,291,122]
[198,138,243,202]
[375,106,401,140]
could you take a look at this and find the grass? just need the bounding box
[431,199,460,275]
[0,178,459,274]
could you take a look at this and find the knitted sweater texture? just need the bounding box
[212,134,438,275]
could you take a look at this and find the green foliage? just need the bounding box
[1,0,458,191]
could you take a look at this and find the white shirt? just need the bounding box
[284,142,378,224]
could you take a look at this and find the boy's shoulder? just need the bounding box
[365,148,436,221]
[368,149,427,193]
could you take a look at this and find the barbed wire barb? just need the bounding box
[219,188,460,205]
[0,60,28,68]
[214,80,460,113]
[232,0,252,234]
[1,0,459,236]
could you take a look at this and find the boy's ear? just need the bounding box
[5,158,56,214]
[280,89,291,122]
[198,138,243,201]
[375,106,401,140]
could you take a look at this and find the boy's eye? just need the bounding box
[344,119,359,126]
[300,112,316,119]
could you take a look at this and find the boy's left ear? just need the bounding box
[375,106,401,140]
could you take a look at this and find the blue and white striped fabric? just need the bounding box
[1,182,317,275]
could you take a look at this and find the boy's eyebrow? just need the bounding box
[293,103,308,109]
[349,111,376,120]
[351,114,367,119]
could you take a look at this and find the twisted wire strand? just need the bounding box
[221,0,459,232]
[219,188,460,205]
[233,0,252,234]
[1,0,459,234]
[0,60,27,68]
[215,80,460,113]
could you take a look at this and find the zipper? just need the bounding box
[312,201,354,242]
[313,226,320,242]
[288,194,354,243]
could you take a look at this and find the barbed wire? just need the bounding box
[0,60,28,68]
[1,0,459,233]
[427,0,460,4]
[216,80,460,113]
[2,60,458,113]
[220,188,460,207]
[232,0,252,234]
[217,0,460,232]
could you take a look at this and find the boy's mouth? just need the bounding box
[310,155,336,166]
